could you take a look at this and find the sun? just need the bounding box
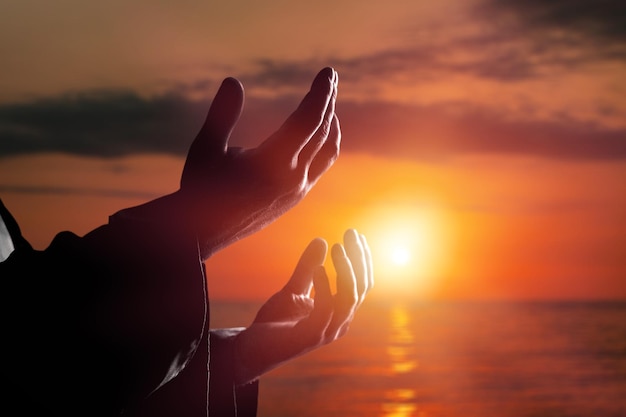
[361,205,447,297]
[389,244,411,266]
[381,236,414,269]
[378,231,419,274]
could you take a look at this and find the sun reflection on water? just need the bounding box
[383,304,420,417]
[387,305,418,374]
[382,402,418,417]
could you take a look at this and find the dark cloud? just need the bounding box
[320,0,626,85]
[477,0,626,66]
[487,0,626,44]
[242,60,320,89]
[233,28,624,95]
[338,101,626,161]
[240,45,542,87]
[0,184,158,200]
[1,87,624,162]
[0,90,207,158]
[228,2,621,89]
[333,43,543,82]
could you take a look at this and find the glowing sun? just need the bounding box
[379,231,420,273]
[389,244,411,266]
[361,205,447,296]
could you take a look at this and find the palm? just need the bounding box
[233,230,374,385]
[179,69,339,258]
[253,290,314,324]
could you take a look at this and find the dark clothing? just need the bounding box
[0,199,258,416]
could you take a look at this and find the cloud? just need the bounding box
[1,87,624,162]
[472,0,626,71]
[0,184,159,200]
[2,2,624,164]
[338,101,626,161]
[241,60,320,90]
[0,90,206,158]
[227,1,626,92]
[486,0,626,44]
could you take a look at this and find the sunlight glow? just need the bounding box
[360,203,448,297]
[389,245,411,266]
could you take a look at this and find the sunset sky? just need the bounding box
[1,0,624,301]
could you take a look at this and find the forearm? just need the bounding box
[111,190,266,259]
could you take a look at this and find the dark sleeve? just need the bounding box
[1,200,259,416]
[1,203,208,416]
[209,329,259,417]
[128,328,259,417]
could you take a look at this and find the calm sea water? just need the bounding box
[210,300,626,417]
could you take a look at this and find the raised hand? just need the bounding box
[232,229,374,385]
[180,67,340,258]
[113,68,340,260]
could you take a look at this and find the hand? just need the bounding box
[233,229,374,385]
[113,68,340,260]
[180,67,340,258]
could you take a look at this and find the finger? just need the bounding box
[324,243,358,339]
[262,67,336,161]
[307,114,341,184]
[360,233,375,292]
[197,77,244,153]
[344,229,368,304]
[298,72,337,168]
[308,265,334,331]
[182,78,244,185]
[284,238,328,295]
[332,243,357,307]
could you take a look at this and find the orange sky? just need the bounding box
[1,0,625,301]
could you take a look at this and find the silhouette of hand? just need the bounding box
[112,68,339,260]
[180,67,340,258]
[233,229,374,384]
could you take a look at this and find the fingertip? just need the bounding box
[331,242,345,259]
[313,67,336,89]
[201,75,245,138]
[311,237,328,252]
[222,76,242,86]
[323,66,336,80]
[305,237,328,263]
[344,228,359,243]
[220,77,245,99]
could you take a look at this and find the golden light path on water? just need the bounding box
[383,304,419,417]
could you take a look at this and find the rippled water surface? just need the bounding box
[210,300,626,417]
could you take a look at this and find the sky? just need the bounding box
[1,0,625,301]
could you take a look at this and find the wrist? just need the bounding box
[232,329,259,385]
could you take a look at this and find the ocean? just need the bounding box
[209,300,626,417]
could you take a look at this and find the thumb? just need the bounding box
[181,77,244,186]
[284,238,328,295]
